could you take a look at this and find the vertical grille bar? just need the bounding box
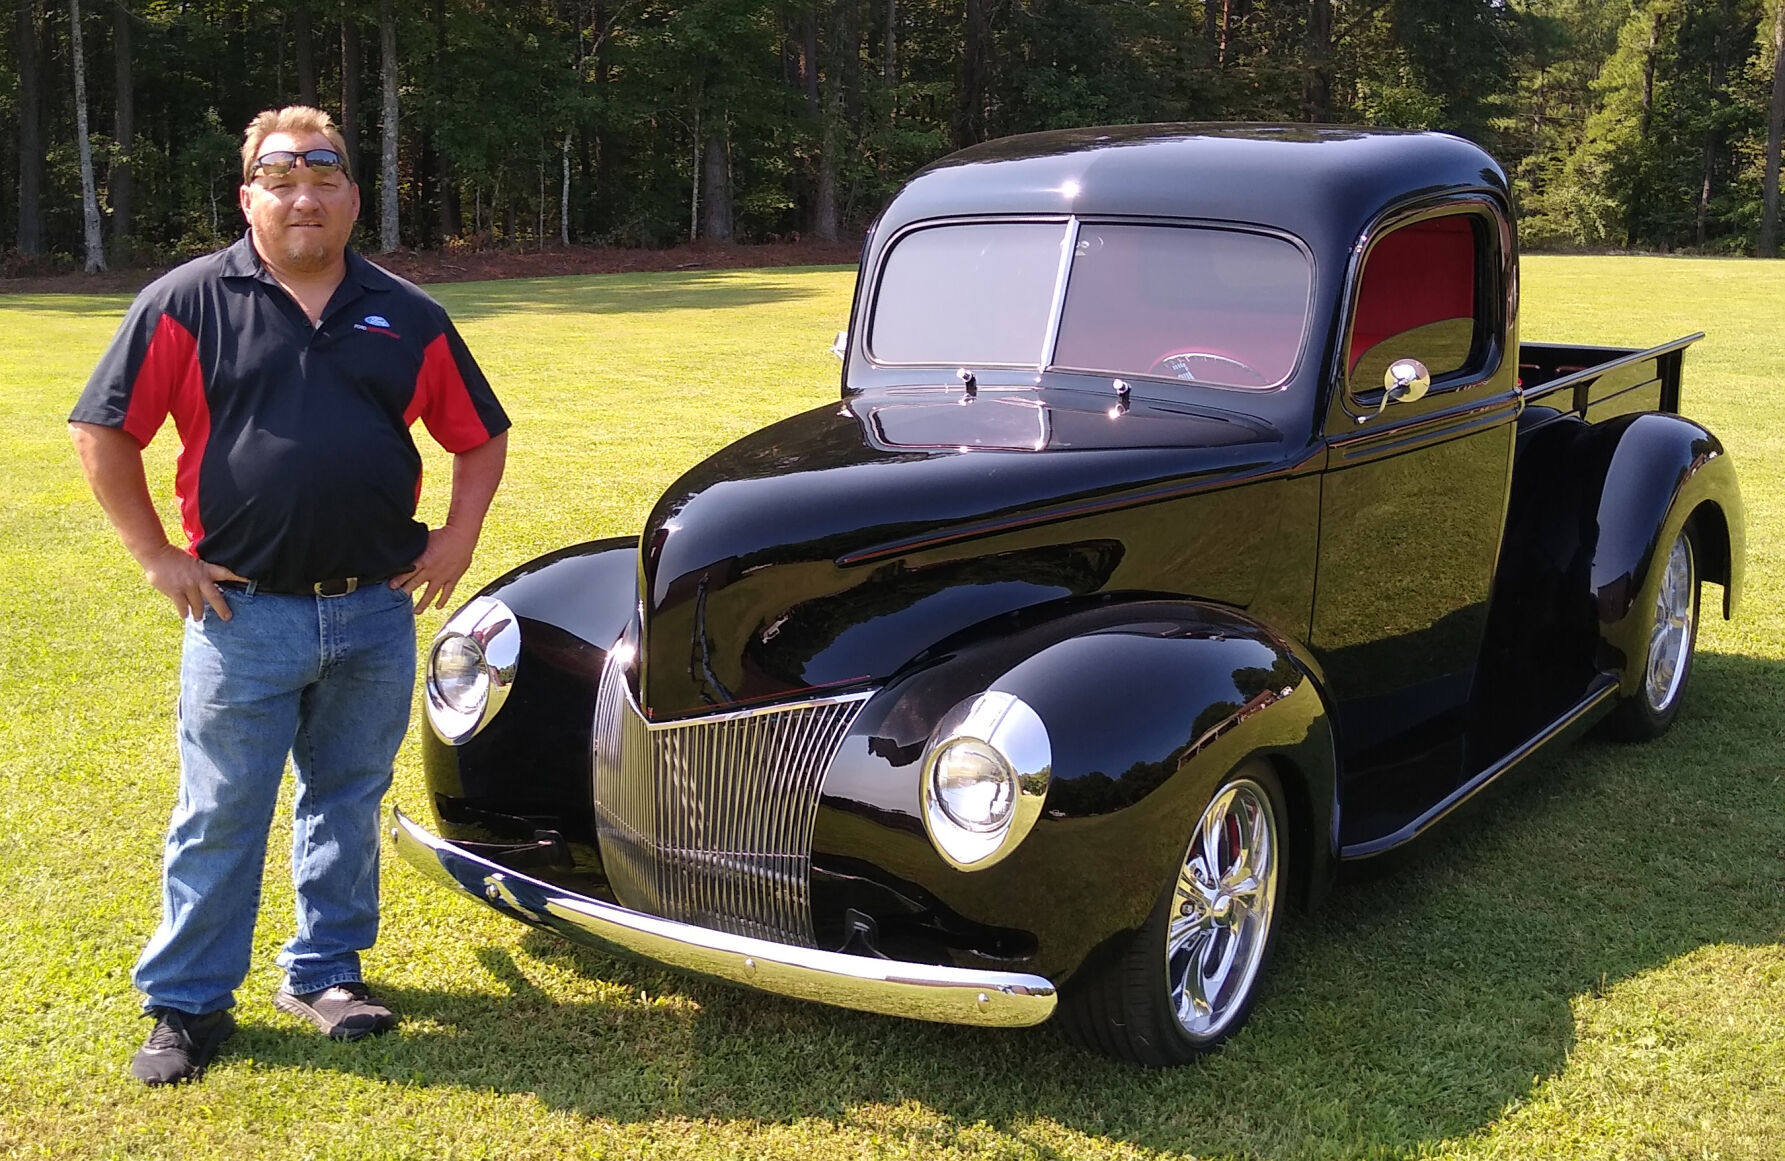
[592,648,870,947]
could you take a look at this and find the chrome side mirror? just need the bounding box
[1379,358,1431,413]
[830,330,848,361]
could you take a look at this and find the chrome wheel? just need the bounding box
[1165,777,1280,1041]
[1643,530,1696,713]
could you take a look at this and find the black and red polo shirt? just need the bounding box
[71,233,510,592]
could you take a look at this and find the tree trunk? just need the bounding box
[379,0,399,251]
[801,12,820,117]
[110,0,132,260]
[689,103,701,243]
[561,131,572,245]
[1696,16,1730,250]
[15,0,45,257]
[70,0,108,272]
[1627,12,1658,249]
[953,0,986,147]
[815,1,846,239]
[590,0,611,236]
[295,1,317,106]
[1303,0,1331,122]
[1760,0,1784,257]
[700,128,732,242]
[883,0,896,113]
[433,0,457,240]
[840,0,861,133]
[417,134,437,248]
[341,7,362,181]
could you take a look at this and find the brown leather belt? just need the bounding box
[221,575,394,597]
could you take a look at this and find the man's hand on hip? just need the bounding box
[393,524,478,613]
[142,543,247,623]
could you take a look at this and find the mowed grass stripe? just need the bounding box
[0,256,1779,1161]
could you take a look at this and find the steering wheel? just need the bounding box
[1149,349,1270,387]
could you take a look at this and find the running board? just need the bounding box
[1339,675,1620,860]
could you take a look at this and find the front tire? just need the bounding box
[1061,761,1286,1066]
[1605,525,1699,742]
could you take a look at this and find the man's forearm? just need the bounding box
[69,421,177,565]
[443,430,508,540]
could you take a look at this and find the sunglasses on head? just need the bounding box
[249,148,347,181]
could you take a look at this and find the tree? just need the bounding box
[110,0,133,260]
[14,0,44,256]
[1305,0,1332,121]
[1761,0,1784,254]
[70,0,107,271]
[953,0,987,147]
[294,0,317,105]
[378,0,397,251]
[342,4,363,181]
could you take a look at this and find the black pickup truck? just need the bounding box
[393,124,1745,1066]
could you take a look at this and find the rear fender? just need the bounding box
[1586,414,1743,694]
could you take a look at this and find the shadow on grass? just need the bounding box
[423,270,838,323]
[282,649,1782,1156]
[0,269,841,322]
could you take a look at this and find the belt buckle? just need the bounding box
[314,577,358,597]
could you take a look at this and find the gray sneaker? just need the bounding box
[273,982,398,1040]
[131,1007,236,1085]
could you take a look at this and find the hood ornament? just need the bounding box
[957,367,978,401]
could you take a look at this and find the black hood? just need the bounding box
[636,386,1298,720]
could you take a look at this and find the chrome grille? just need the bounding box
[592,648,869,946]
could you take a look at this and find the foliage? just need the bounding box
[4,1,1785,264]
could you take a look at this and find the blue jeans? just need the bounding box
[133,582,416,1015]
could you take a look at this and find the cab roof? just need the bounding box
[873,124,1509,256]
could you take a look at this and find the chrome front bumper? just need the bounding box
[390,807,1058,1028]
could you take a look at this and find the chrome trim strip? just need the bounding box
[1037,216,1078,368]
[1339,675,1619,859]
[391,807,1058,1028]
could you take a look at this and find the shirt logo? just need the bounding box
[354,314,402,339]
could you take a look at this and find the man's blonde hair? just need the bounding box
[240,106,352,183]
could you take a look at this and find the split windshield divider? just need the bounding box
[1036,217,1083,375]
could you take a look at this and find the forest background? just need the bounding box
[5,0,1785,275]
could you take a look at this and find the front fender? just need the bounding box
[421,537,638,856]
[812,598,1335,983]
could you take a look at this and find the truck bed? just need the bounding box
[1518,334,1703,423]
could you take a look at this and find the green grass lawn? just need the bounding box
[1,257,1780,1160]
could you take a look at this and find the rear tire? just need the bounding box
[1060,761,1286,1066]
[1605,525,1699,742]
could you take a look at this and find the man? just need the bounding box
[69,106,509,1086]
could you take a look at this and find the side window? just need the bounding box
[1347,213,1484,395]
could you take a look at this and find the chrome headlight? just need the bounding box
[920,691,1051,870]
[425,596,520,744]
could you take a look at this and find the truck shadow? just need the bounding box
[426,270,838,323]
[282,648,1783,1156]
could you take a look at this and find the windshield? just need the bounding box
[868,220,1312,389]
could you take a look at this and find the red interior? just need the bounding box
[1349,216,1476,371]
